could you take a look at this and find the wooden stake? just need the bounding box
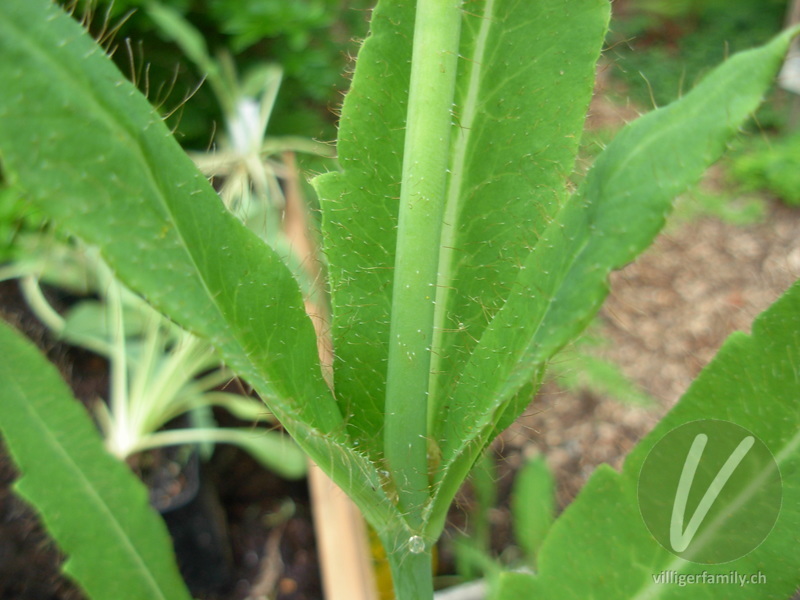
[281,152,379,600]
[308,464,379,600]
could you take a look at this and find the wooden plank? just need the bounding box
[281,152,379,600]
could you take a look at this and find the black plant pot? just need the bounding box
[142,445,234,597]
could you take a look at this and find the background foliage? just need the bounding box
[609,0,787,113]
[67,0,372,143]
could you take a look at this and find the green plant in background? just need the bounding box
[548,322,655,407]
[69,0,372,141]
[1,2,799,600]
[609,0,787,115]
[731,130,800,206]
[145,1,335,288]
[0,234,307,477]
[448,455,555,595]
[670,181,768,225]
[0,186,28,262]
[206,0,330,53]
[451,451,501,585]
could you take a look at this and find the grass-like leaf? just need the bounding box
[511,457,555,565]
[0,321,192,600]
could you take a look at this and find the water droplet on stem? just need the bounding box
[408,535,425,554]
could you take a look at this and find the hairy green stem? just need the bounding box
[387,543,434,600]
[384,0,462,535]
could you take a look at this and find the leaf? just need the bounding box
[0,321,192,600]
[511,457,555,565]
[427,0,610,427]
[314,0,609,464]
[146,2,216,76]
[0,0,404,538]
[150,427,308,479]
[62,300,149,345]
[551,349,654,406]
[312,0,414,454]
[145,2,234,116]
[229,428,309,479]
[428,27,800,536]
[495,278,800,599]
[0,0,333,434]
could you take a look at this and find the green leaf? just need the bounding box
[314,0,609,471]
[146,2,215,75]
[312,0,414,454]
[0,0,404,538]
[511,457,555,565]
[453,450,499,580]
[551,349,654,406]
[0,0,334,434]
[495,278,800,599]
[146,427,308,480]
[428,26,800,538]
[427,0,610,429]
[145,2,234,115]
[0,321,192,600]
[62,300,149,345]
[227,428,308,479]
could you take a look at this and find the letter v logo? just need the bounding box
[638,420,781,564]
[669,433,755,552]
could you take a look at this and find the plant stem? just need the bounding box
[127,427,254,454]
[129,313,164,438]
[386,542,434,600]
[19,275,112,356]
[107,276,132,456]
[19,275,66,334]
[384,0,462,535]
